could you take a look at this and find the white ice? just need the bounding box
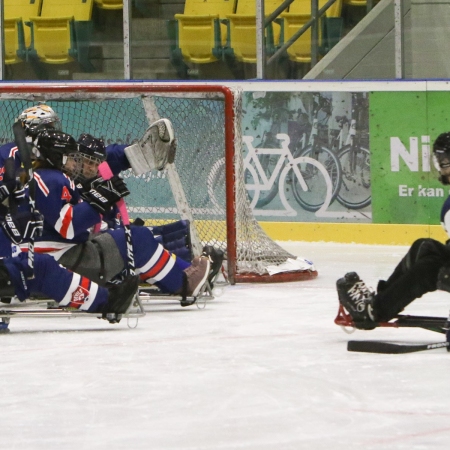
[1,242,450,450]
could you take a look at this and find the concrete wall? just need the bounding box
[304,0,411,80]
[410,0,450,78]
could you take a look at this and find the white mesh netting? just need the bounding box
[0,85,315,283]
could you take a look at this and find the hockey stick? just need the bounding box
[4,157,18,215]
[12,122,36,278]
[97,162,135,276]
[347,340,449,354]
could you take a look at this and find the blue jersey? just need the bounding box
[19,144,130,256]
[4,143,185,294]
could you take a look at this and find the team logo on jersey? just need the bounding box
[61,186,72,202]
[69,285,89,308]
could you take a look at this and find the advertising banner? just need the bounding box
[241,91,371,223]
[370,91,450,225]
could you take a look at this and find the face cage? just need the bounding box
[63,153,102,182]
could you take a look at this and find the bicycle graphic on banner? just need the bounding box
[208,132,362,218]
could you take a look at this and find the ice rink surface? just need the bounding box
[2,241,450,450]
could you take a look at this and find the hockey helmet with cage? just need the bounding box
[34,129,78,171]
[16,104,61,138]
[433,132,450,185]
[70,133,107,182]
[77,133,107,162]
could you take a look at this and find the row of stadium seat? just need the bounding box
[169,0,379,69]
[4,0,120,68]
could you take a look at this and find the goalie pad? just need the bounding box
[150,220,193,263]
[125,118,176,175]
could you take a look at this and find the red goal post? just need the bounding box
[0,82,317,284]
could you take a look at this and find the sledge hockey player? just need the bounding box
[336,131,450,330]
[0,172,139,326]
[21,127,210,298]
[0,106,218,301]
[0,251,140,323]
[0,104,61,205]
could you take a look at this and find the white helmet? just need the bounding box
[16,104,61,137]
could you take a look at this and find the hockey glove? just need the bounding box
[0,181,26,204]
[0,184,11,204]
[1,211,44,245]
[81,175,130,214]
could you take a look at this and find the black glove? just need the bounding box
[0,156,25,204]
[0,182,28,207]
[12,184,26,202]
[1,211,44,245]
[0,184,11,203]
[81,175,130,214]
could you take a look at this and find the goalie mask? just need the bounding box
[70,133,107,182]
[433,132,450,185]
[16,104,61,139]
[34,129,78,171]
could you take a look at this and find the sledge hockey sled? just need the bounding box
[0,291,146,333]
[335,303,450,354]
[0,271,222,332]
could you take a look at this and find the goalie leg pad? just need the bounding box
[125,118,176,174]
[151,219,190,237]
[151,220,193,262]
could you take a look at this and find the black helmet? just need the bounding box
[34,129,78,170]
[433,132,450,185]
[65,133,108,183]
[77,133,106,161]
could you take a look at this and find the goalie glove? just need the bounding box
[81,175,130,214]
[124,118,177,175]
[1,211,44,245]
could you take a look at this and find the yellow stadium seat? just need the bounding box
[26,0,94,68]
[4,0,43,49]
[40,0,94,20]
[172,0,236,64]
[224,0,284,63]
[4,18,27,65]
[280,12,311,63]
[344,0,378,5]
[94,0,123,10]
[28,16,76,64]
[281,0,343,63]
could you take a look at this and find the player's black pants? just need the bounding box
[373,238,450,321]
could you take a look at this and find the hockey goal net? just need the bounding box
[0,83,317,284]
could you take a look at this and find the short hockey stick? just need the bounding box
[347,340,449,354]
[97,162,135,276]
[12,122,36,278]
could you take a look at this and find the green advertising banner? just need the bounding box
[370,91,450,225]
